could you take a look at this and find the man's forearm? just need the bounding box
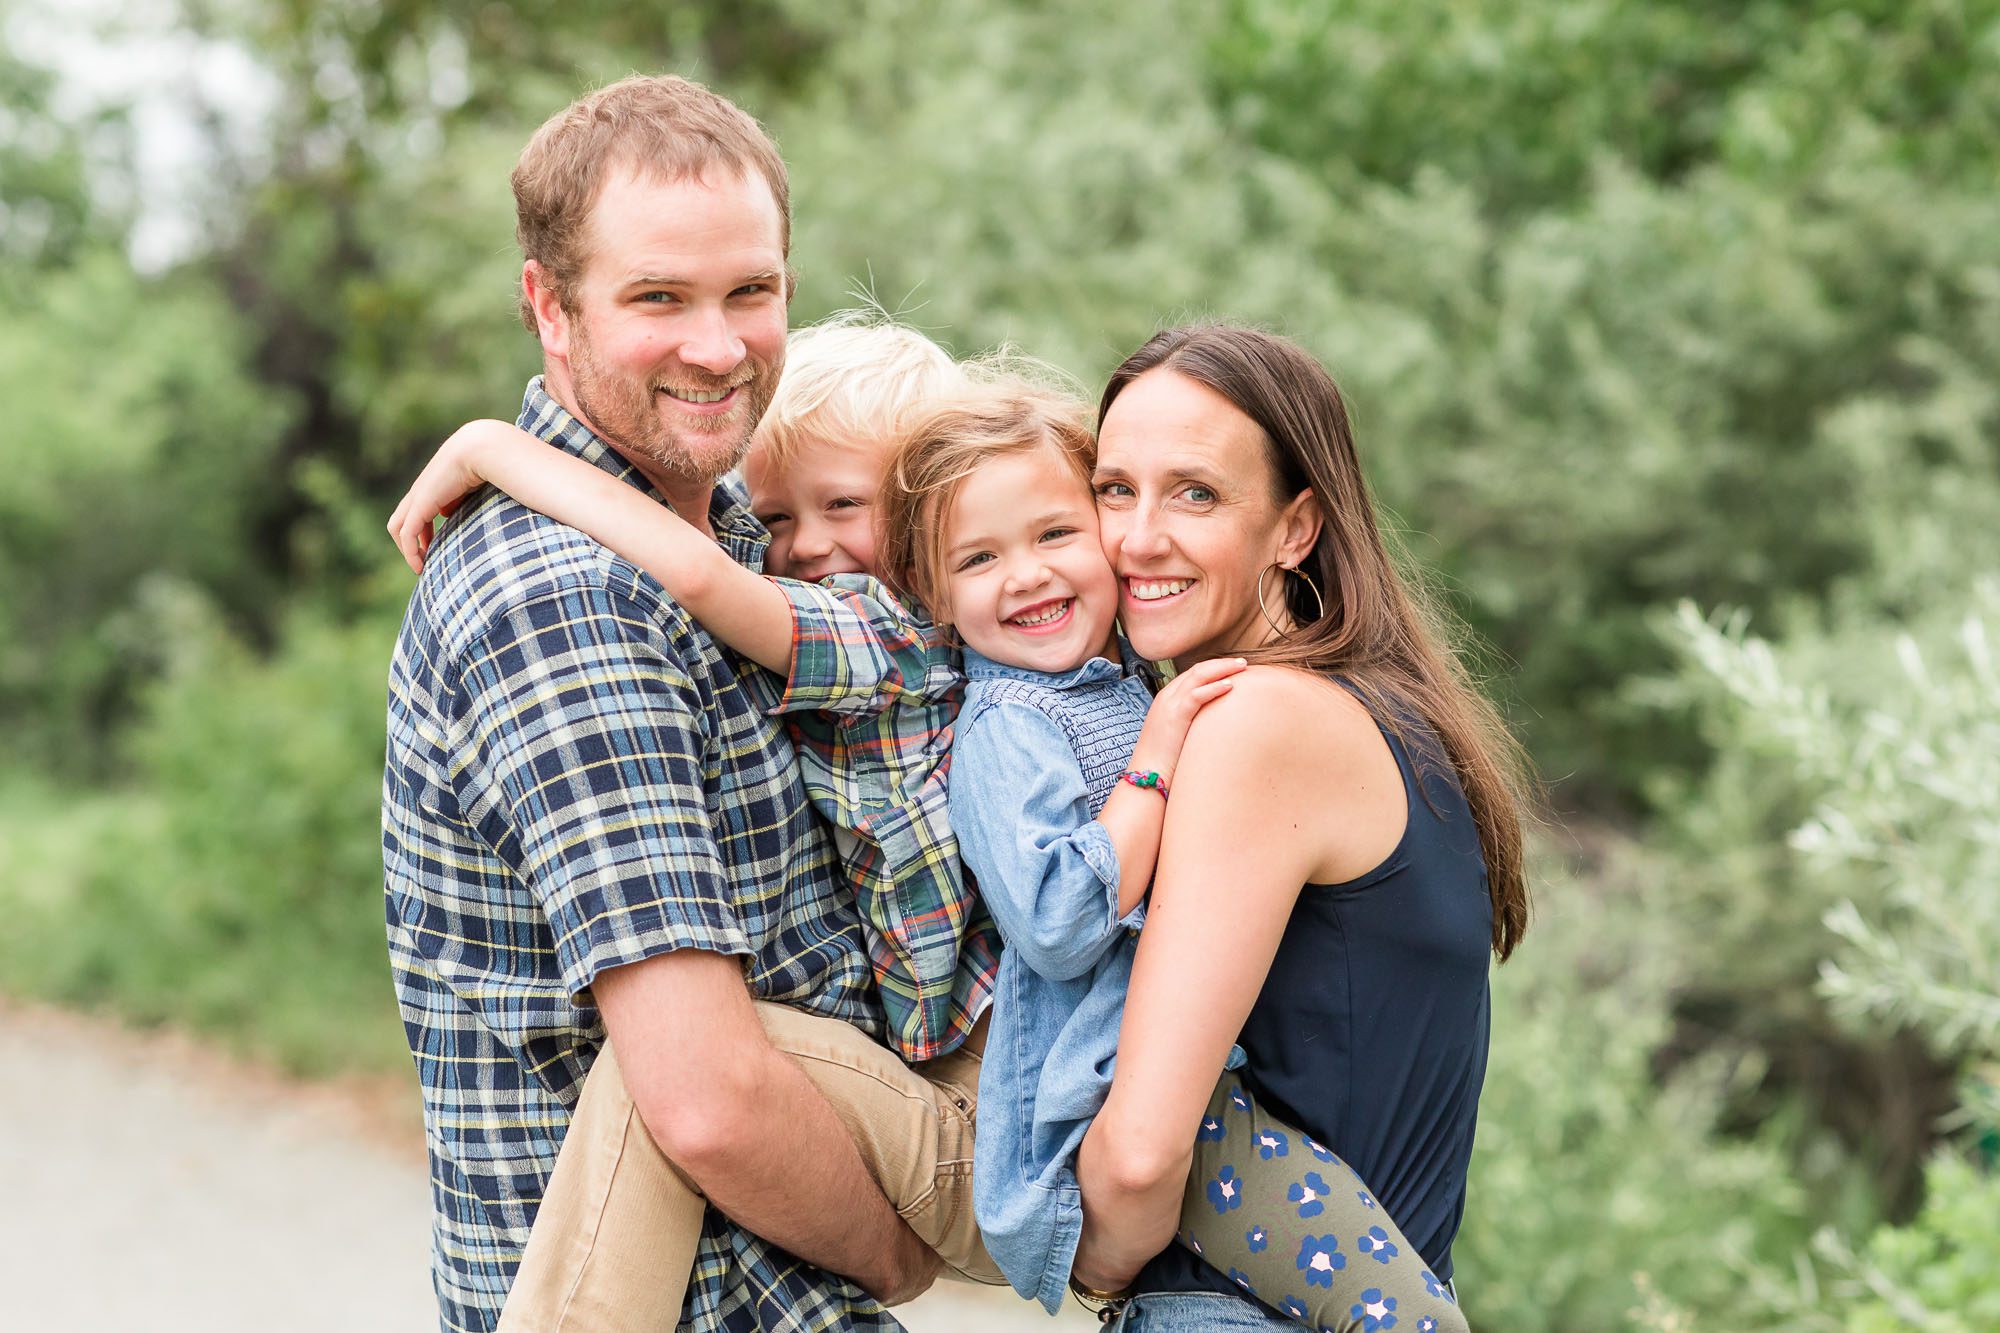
[596,952,935,1303]
[670,1041,932,1297]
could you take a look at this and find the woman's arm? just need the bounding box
[1071,669,1386,1290]
[389,420,795,673]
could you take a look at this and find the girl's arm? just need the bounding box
[388,420,795,673]
[1071,669,1388,1290]
[949,702,1140,982]
[1093,658,1244,917]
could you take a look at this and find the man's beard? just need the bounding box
[567,322,778,490]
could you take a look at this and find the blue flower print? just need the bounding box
[1356,1188,1378,1210]
[1289,1171,1332,1218]
[1230,1085,1253,1113]
[1421,1270,1449,1301]
[1417,1318,1440,1333]
[1294,1234,1346,1288]
[1198,1115,1227,1143]
[1357,1225,1400,1264]
[1281,1297,1309,1320]
[1304,1136,1336,1163]
[1207,1165,1244,1213]
[1227,1268,1255,1295]
[1246,1224,1270,1253]
[1350,1289,1398,1331]
[1257,1128,1290,1160]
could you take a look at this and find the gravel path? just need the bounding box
[0,1002,1087,1331]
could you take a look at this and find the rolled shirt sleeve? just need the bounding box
[451,584,754,1000]
[775,573,959,717]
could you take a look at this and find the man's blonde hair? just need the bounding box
[753,314,964,470]
[511,74,790,330]
[879,380,1098,624]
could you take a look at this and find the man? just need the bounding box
[382,75,941,1332]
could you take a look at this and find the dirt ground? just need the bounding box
[0,1000,1088,1331]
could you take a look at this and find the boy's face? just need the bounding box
[745,436,886,582]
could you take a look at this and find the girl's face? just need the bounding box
[937,444,1121,673]
[1094,369,1318,670]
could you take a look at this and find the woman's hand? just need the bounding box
[387,419,532,572]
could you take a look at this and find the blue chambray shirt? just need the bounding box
[383,378,892,1333]
[947,645,1154,1312]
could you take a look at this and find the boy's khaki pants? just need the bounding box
[498,1001,1003,1332]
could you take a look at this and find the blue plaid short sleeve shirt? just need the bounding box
[383,378,893,1333]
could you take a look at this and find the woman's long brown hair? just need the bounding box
[1100,325,1536,960]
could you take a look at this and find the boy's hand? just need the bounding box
[1127,657,1247,788]
[386,419,519,573]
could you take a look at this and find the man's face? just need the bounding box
[548,166,789,493]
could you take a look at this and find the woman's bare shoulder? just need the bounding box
[1183,664,1381,773]
[1178,665,1404,882]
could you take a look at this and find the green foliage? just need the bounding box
[1457,855,1808,1329]
[1674,584,2000,1073]
[0,581,409,1075]
[1830,1154,2000,1332]
[0,251,295,773]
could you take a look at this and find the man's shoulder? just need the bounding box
[402,489,685,665]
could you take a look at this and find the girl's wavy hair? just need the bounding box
[878,372,1096,635]
[1101,324,1538,961]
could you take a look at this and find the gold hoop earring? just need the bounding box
[1255,561,1326,639]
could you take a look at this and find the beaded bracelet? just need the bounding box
[1119,769,1169,798]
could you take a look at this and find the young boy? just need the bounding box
[392,316,1006,1328]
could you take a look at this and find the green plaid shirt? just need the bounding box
[772,576,1000,1062]
[383,378,893,1333]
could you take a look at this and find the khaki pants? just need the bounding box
[498,1002,1002,1331]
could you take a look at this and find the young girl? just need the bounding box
[392,365,1460,1332]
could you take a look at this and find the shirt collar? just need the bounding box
[516,375,768,560]
[961,637,1151,690]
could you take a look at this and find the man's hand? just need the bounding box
[864,1222,944,1306]
[594,950,938,1303]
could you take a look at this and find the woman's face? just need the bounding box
[1094,369,1317,669]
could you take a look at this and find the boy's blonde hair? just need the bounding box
[754,313,964,470]
[879,379,1098,626]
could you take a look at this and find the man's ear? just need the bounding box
[523,261,570,361]
[1276,488,1323,570]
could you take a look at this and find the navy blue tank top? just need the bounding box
[1136,683,1493,1297]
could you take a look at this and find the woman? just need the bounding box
[1071,325,1533,1330]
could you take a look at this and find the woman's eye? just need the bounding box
[1183,485,1218,504]
[1094,481,1134,499]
